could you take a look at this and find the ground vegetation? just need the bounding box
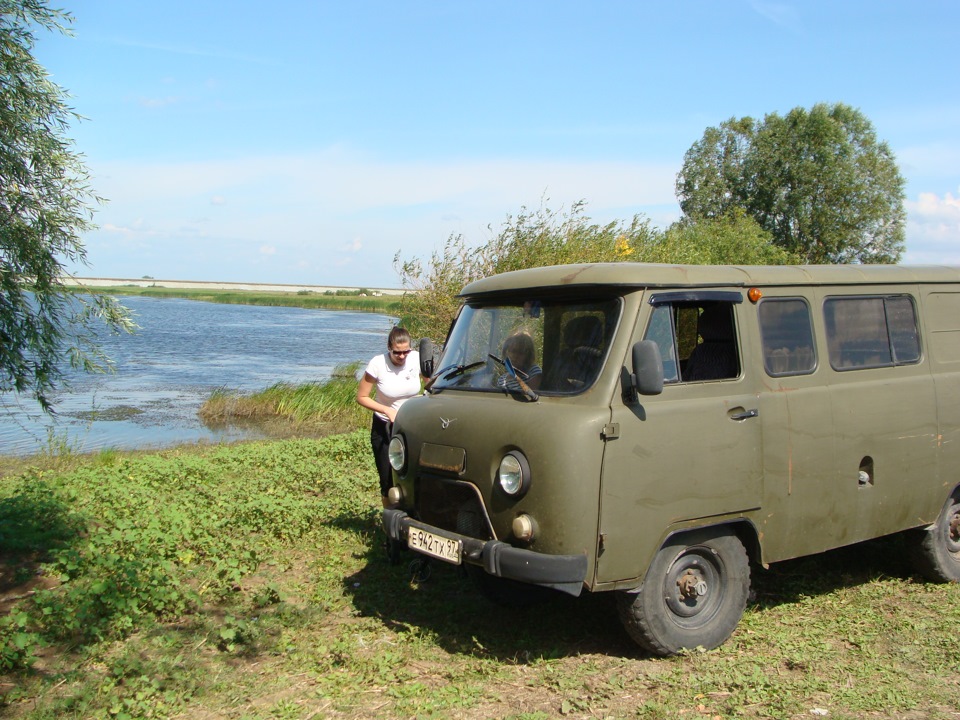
[0,433,957,718]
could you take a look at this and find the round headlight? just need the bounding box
[497,451,530,497]
[388,435,406,472]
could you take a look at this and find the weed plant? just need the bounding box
[0,433,958,718]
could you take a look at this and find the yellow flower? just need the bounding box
[614,235,633,257]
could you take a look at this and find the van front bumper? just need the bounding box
[383,508,587,597]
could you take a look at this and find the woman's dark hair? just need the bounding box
[388,326,412,349]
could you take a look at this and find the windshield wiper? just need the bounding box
[424,360,487,393]
[441,360,485,380]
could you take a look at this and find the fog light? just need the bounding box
[387,485,404,506]
[512,513,537,542]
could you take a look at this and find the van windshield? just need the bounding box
[430,297,620,395]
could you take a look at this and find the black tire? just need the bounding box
[616,527,750,657]
[909,493,960,582]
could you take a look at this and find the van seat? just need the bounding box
[544,315,603,390]
[684,305,738,381]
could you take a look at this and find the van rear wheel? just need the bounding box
[617,527,750,657]
[910,494,960,582]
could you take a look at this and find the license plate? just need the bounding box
[408,526,462,565]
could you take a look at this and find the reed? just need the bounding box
[199,363,367,431]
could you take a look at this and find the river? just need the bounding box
[0,296,397,457]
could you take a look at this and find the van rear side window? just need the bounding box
[758,298,816,376]
[824,296,921,370]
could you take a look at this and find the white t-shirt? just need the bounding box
[364,350,421,421]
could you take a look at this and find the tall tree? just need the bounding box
[676,103,906,264]
[1,1,132,411]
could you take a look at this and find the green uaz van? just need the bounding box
[382,263,960,656]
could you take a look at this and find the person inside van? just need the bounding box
[499,331,542,391]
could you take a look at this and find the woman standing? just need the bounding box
[356,326,422,506]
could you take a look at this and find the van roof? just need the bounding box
[459,263,960,297]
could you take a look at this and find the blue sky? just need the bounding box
[33,1,960,289]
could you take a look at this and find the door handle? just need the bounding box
[729,408,759,421]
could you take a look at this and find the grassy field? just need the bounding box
[1,429,958,719]
[72,284,404,316]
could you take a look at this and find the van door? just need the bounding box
[596,292,763,586]
[754,289,938,561]
[821,291,938,542]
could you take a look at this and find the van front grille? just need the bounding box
[416,475,494,541]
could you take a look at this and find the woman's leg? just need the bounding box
[370,415,392,506]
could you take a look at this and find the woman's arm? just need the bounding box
[356,372,397,422]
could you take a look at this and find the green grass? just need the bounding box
[1,435,958,719]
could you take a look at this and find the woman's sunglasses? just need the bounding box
[391,349,411,357]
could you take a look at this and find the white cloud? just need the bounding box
[138,96,182,108]
[903,190,960,264]
[79,150,681,286]
[750,1,802,30]
[897,143,960,183]
[259,245,276,255]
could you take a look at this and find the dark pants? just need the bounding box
[370,415,393,498]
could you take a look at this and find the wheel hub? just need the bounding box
[948,508,960,553]
[677,569,708,599]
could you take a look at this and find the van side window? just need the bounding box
[758,299,816,376]
[824,296,921,370]
[644,301,740,382]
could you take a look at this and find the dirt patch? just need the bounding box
[0,559,59,616]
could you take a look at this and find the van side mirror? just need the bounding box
[419,338,435,377]
[631,340,664,396]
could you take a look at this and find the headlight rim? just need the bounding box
[387,435,406,473]
[497,450,531,498]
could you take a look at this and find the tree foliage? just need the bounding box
[1,0,132,411]
[394,201,659,341]
[676,103,906,264]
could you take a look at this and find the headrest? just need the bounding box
[564,315,602,347]
[697,305,734,342]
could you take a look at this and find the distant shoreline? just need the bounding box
[63,276,406,296]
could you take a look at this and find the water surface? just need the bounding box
[1,296,396,456]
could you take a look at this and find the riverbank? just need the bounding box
[63,276,405,295]
[67,282,405,315]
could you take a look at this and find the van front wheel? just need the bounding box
[617,528,750,657]
[910,494,960,582]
